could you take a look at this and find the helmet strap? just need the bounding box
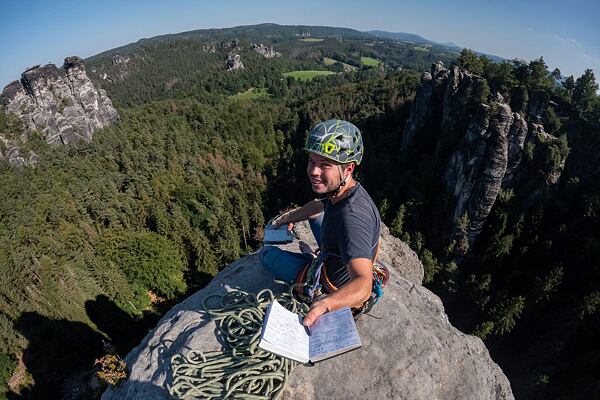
[325,165,349,197]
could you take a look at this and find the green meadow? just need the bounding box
[360,56,381,67]
[413,46,431,52]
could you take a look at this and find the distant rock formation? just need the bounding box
[102,221,513,400]
[1,57,118,165]
[402,62,566,247]
[252,43,281,58]
[111,55,130,65]
[202,44,217,53]
[202,40,244,55]
[226,53,245,71]
[94,54,131,82]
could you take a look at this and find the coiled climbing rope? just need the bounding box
[170,281,309,399]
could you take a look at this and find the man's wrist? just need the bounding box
[285,209,299,224]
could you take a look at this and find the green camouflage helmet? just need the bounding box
[304,119,363,165]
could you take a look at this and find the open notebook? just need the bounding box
[258,301,361,363]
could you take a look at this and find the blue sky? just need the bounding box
[1,0,599,88]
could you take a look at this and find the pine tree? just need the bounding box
[572,69,599,120]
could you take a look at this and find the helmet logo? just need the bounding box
[323,142,336,154]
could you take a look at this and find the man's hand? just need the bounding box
[302,258,373,328]
[299,240,313,255]
[303,301,330,327]
[273,215,294,231]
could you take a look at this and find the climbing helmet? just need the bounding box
[304,119,363,165]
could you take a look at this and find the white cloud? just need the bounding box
[571,38,583,48]
[551,33,584,49]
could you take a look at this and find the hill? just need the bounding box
[366,29,461,50]
[83,23,460,108]
[366,29,504,62]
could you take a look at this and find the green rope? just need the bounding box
[170,281,309,399]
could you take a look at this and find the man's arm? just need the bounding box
[303,257,372,327]
[274,199,324,227]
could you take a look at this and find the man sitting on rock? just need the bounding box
[258,119,381,327]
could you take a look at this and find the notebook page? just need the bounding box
[308,307,361,359]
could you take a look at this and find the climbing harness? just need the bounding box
[293,250,325,303]
[170,282,309,400]
[294,258,390,318]
[293,242,390,319]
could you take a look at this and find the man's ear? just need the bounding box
[344,163,355,176]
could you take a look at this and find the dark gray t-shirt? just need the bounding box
[320,183,381,288]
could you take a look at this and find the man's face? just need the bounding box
[306,153,343,194]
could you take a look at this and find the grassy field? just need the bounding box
[413,46,431,52]
[323,57,357,71]
[300,38,323,42]
[229,88,270,101]
[283,70,336,81]
[360,56,381,67]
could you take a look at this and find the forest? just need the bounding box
[1,24,599,399]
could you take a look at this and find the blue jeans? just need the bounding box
[258,214,323,283]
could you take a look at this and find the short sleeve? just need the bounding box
[336,205,377,264]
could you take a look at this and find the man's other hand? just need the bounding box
[273,216,293,231]
[299,240,313,255]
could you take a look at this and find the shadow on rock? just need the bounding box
[85,295,150,354]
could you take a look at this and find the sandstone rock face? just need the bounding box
[1,56,118,164]
[400,71,434,152]
[443,103,490,240]
[102,222,513,400]
[462,104,512,241]
[401,69,442,152]
[226,53,245,71]
[402,62,566,245]
[252,43,281,58]
[444,103,513,243]
[0,136,37,166]
[505,112,528,178]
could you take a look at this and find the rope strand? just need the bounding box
[170,281,309,399]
